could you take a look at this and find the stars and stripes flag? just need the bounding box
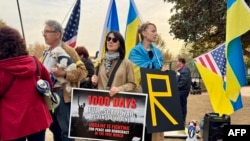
[194,0,250,115]
[195,43,226,77]
[194,43,243,115]
[62,0,80,48]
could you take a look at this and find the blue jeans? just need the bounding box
[49,90,74,141]
[9,130,45,141]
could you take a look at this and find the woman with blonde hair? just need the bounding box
[129,22,166,141]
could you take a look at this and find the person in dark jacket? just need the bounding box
[75,46,95,88]
[176,56,191,124]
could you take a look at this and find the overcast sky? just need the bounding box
[0,0,183,56]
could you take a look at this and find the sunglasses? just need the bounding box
[107,37,118,43]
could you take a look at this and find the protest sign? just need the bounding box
[141,68,184,133]
[69,88,148,141]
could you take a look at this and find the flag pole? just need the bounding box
[61,0,78,25]
[16,0,26,42]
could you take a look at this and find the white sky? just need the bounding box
[0,0,184,56]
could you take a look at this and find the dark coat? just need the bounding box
[80,57,94,88]
[177,65,191,93]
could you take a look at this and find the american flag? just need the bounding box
[194,43,226,77]
[62,0,80,48]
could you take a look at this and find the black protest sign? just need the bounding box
[140,68,184,133]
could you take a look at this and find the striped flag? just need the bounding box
[195,43,226,77]
[194,0,250,116]
[62,0,80,48]
[225,0,250,102]
[97,0,119,62]
[124,0,142,58]
[194,43,238,115]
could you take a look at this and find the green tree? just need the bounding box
[154,34,175,67]
[164,0,250,57]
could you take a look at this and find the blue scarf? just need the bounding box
[128,42,163,69]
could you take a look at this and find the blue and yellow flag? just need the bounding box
[124,0,142,58]
[225,0,250,108]
[194,43,238,115]
[97,0,119,62]
[194,0,250,115]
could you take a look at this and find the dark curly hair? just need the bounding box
[75,46,90,58]
[0,25,28,60]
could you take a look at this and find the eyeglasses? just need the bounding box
[107,37,118,43]
[42,30,57,34]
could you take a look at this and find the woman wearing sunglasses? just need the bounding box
[91,31,136,97]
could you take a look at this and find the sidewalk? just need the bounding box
[241,86,250,96]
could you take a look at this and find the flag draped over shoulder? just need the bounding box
[225,0,250,101]
[124,0,142,58]
[194,43,241,115]
[62,0,81,48]
[97,0,119,62]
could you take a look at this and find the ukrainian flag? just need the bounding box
[225,0,250,110]
[124,0,142,58]
[194,44,235,115]
[97,0,119,62]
